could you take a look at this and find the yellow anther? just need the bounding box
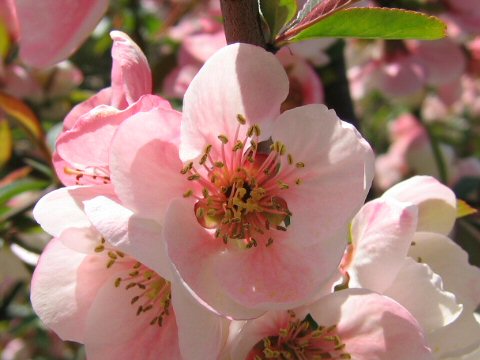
[180,162,193,174]
[214,161,224,168]
[114,278,122,287]
[205,144,212,154]
[131,296,140,304]
[250,140,257,150]
[183,189,193,198]
[295,161,305,168]
[129,270,139,277]
[106,259,115,268]
[232,140,243,151]
[199,154,208,165]
[187,174,200,181]
[237,114,247,125]
[252,124,261,136]
[108,251,117,260]
[196,207,205,219]
[287,154,293,164]
[133,262,141,269]
[116,251,125,257]
[218,134,229,144]
[277,180,289,190]
[295,178,303,185]
[94,245,105,253]
[202,188,209,198]
[266,238,274,247]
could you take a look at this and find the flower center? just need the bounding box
[247,311,351,360]
[181,115,305,249]
[95,237,172,327]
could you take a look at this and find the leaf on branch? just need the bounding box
[288,8,447,41]
[295,0,356,26]
[260,0,298,41]
[0,92,43,140]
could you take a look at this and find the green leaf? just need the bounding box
[0,179,49,206]
[290,8,446,41]
[260,0,297,40]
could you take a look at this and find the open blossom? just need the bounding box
[83,43,374,319]
[53,31,170,186]
[342,176,480,358]
[228,289,433,360]
[32,186,228,360]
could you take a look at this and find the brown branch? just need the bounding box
[220,0,267,48]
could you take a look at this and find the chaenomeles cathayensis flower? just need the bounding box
[83,43,375,319]
[341,175,480,358]
[31,186,229,360]
[227,289,434,360]
[53,30,171,187]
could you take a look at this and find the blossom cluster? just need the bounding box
[29,31,480,359]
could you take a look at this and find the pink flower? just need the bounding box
[228,289,433,360]
[88,43,374,318]
[32,186,228,359]
[15,0,109,67]
[53,31,171,186]
[343,176,480,358]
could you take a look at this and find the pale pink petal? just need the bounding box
[110,31,152,108]
[376,56,426,97]
[383,258,462,333]
[171,280,229,360]
[409,232,480,309]
[182,31,226,63]
[308,289,433,360]
[31,236,112,342]
[162,64,201,99]
[33,185,113,237]
[63,87,112,130]
[109,106,185,221]
[83,196,172,280]
[164,198,266,319]
[180,43,289,161]
[214,229,346,309]
[349,197,418,292]
[382,176,457,235]
[59,227,100,254]
[84,269,181,360]
[16,0,109,67]
[231,289,433,360]
[271,104,375,246]
[409,39,467,86]
[429,311,480,359]
[57,94,167,171]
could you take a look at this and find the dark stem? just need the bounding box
[220,0,267,48]
[316,40,359,129]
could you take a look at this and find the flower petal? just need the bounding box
[180,43,289,161]
[272,104,374,245]
[308,289,434,360]
[171,280,229,360]
[382,176,457,235]
[409,232,480,309]
[16,0,109,67]
[84,269,181,360]
[349,197,418,293]
[110,31,153,108]
[109,105,185,221]
[164,198,266,319]
[383,258,462,333]
[31,236,112,342]
[33,185,113,237]
[83,196,172,280]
